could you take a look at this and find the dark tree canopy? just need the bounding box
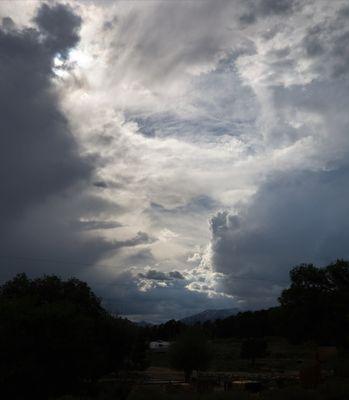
[149,260,349,349]
[0,273,137,399]
[279,260,349,345]
[169,328,212,382]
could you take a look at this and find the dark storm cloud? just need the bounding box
[0,3,89,226]
[138,269,184,281]
[34,3,82,58]
[0,3,152,280]
[93,181,109,188]
[210,167,349,308]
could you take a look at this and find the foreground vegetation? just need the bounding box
[147,260,349,346]
[0,274,147,399]
[1,259,349,398]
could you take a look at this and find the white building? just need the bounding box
[149,340,171,352]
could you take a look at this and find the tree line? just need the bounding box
[1,259,349,398]
[0,273,147,399]
[146,259,349,346]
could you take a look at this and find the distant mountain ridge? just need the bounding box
[180,308,239,325]
[136,320,154,327]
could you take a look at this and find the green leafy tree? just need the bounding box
[169,328,212,382]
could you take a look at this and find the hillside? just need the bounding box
[180,308,239,325]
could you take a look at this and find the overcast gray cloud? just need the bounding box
[210,166,349,309]
[0,4,88,224]
[0,3,154,280]
[2,0,349,321]
[239,0,299,25]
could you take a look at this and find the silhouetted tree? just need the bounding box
[129,332,150,370]
[154,319,185,340]
[279,260,349,345]
[0,273,137,399]
[169,328,212,382]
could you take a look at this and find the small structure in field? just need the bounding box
[149,340,170,352]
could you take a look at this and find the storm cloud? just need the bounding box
[210,166,349,308]
[2,0,349,321]
[0,4,154,280]
[0,4,88,224]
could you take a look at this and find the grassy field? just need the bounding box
[141,337,349,400]
[55,337,349,400]
[212,337,319,371]
[127,378,349,400]
[55,378,349,400]
[150,337,318,372]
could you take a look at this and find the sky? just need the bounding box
[1,0,349,322]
